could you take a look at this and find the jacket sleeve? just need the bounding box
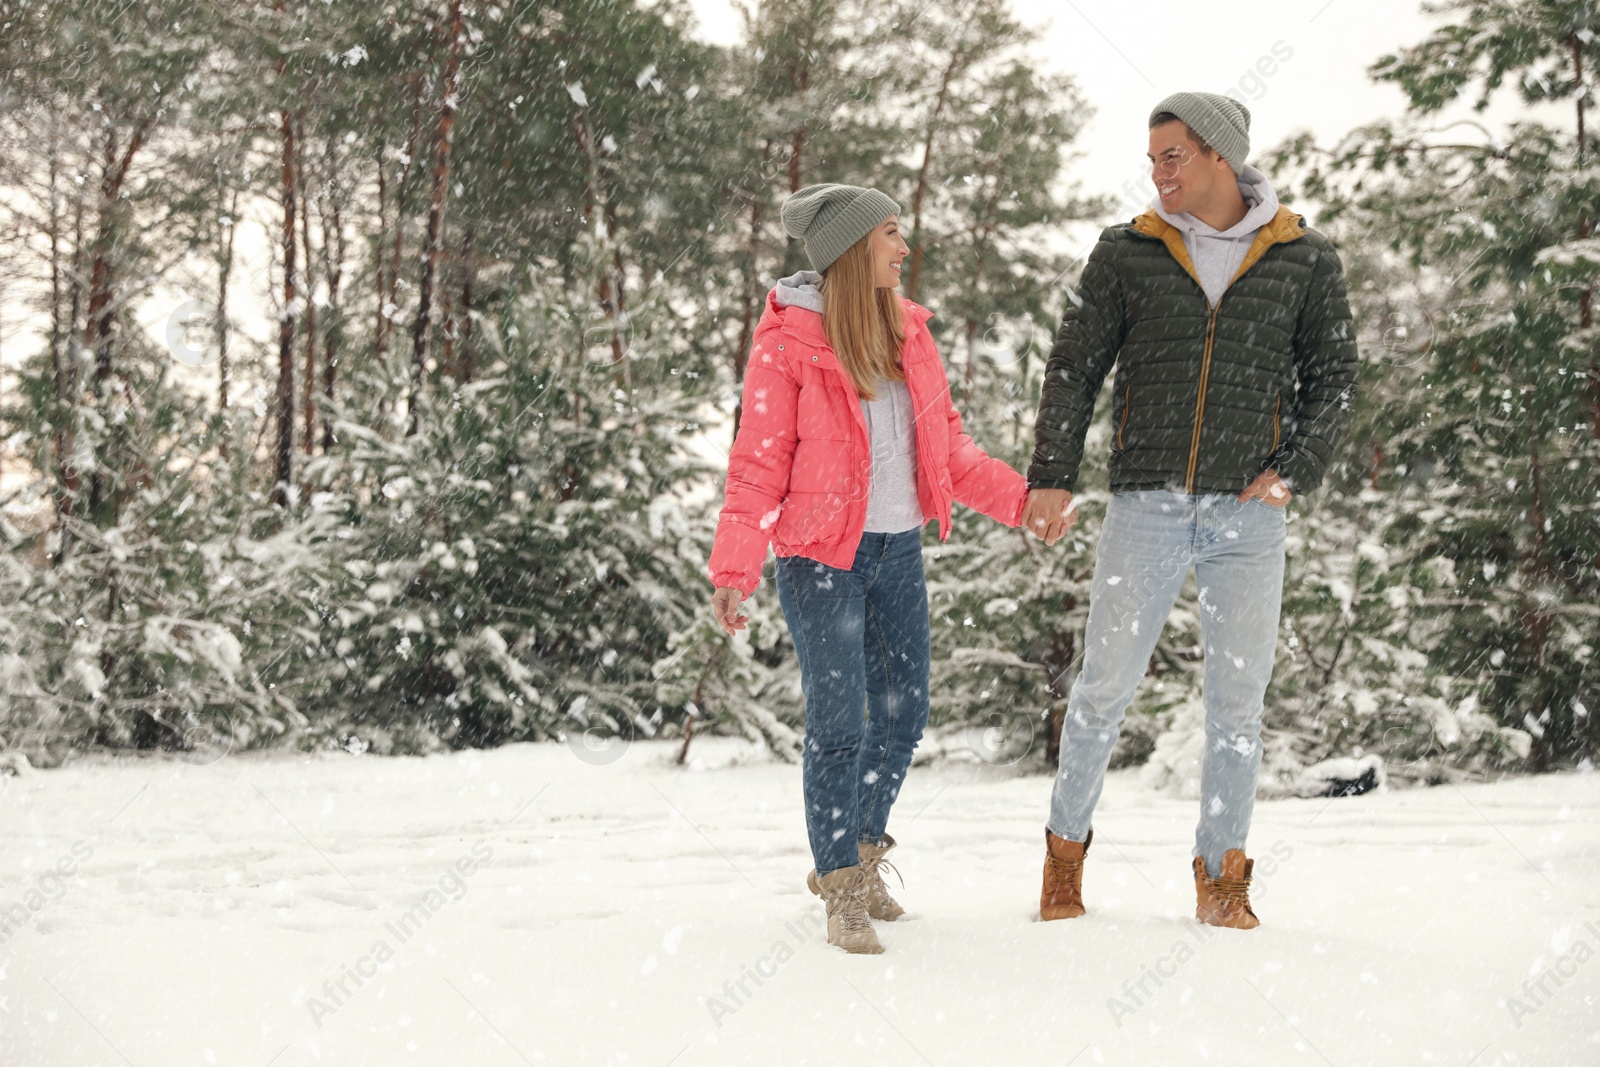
[1272,239,1359,494]
[939,355,1029,528]
[1028,227,1128,492]
[707,329,799,596]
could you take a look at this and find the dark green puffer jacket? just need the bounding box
[1028,206,1359,496]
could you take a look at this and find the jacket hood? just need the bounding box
[1152,163,1281,239]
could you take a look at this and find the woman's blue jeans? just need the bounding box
[1046,490,1287,877]
[776,529,931,877]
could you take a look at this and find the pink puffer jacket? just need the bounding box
[708,287,1029,596]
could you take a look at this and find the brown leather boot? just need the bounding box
[806,866,885,954]
[1193,849,1261,929]
[857,834,905,921]
[1040,828,1093,921]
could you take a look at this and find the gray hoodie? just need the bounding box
[1152,164,1281,308]
[770,271,923,534]
[772,269,827,316]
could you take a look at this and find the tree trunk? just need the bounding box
[299,117,319,454]
[677,678,702,765]
[961,208,1000,406]
[47,142,63,411]
[216,182,239,439]
[572,103,630,387]
[374,144,388,368]
[77,102,152,714]
[409,0,466,437]
[379,73,430,418]
[782,38,812,262]
[604,195,631,389]
[272,102,299,508]
[55,162,87,565]
[1043,622,1076,765]
[83,108,152,524]
[1521,422,1556,767]
[46,134,72,564]
[731,149,768,442]
[82,129,115,524]
[1572,35,1596,438]
[906,45,964,302]
[320,137,348,453]
[786,50,810,196]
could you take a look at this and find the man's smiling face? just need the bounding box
[1147,120,1226,216]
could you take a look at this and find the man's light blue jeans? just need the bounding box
[1046,490,1287,877]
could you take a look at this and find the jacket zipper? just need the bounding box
[1117,384,1131,450]
[1271,393,1281,452]
[1149,208,1301,494]
[1184,302,1220,493]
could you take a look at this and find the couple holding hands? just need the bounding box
[707,92,1359,953]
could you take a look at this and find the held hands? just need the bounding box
[711,586,749,636]
[1022,488,1078,546]
[1238,469,1292,507]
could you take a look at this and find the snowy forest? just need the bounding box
[0,0,1595,785]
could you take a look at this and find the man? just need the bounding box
[1022,92,1359,929]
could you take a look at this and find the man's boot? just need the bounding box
[857,834,905,921]
[1040,828,1093,921]
[1193,849,1261,929]
[806,865,885,954]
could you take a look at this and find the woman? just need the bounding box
[707,182,1031,954]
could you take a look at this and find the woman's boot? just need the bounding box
[857,834,905,921]
[806,865,885,954]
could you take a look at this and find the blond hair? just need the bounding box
[821,233,905,401]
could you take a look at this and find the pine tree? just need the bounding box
[1268,0,1600,770]
[298,255,716,752]
[0,308,325,764]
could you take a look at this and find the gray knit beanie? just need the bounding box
[1149,92,1251,175]
[779,183,900,273]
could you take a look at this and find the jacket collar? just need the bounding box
[1130,204,1307,293]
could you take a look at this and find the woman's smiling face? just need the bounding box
[871,216,911,289]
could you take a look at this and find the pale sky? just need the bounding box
[684,0,1554,251]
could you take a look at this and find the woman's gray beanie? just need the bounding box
[1150,92,1251,175]
[779,183,900,272]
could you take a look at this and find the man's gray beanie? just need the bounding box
[1150,92,1251,175]
[779,183,900,273]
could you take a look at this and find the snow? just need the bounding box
[2,740,1597,1065]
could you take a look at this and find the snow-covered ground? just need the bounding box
[2,738,1597,1066]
